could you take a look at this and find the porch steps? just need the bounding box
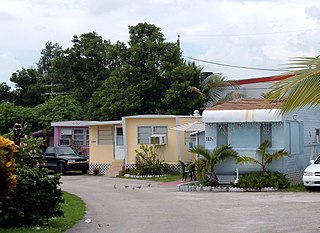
[105,160,125,177]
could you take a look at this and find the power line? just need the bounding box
[183,55,291,72]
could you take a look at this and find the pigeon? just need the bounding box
[132,186,135,190]
[124,185,129,188]
[98,224,102,227]
[114,184,117,189]
[85,219,91,223]
[136,185,142,189]
[147,183,151,187]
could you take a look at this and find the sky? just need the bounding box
[1,0,320,87]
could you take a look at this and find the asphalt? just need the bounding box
[61,175,320,233]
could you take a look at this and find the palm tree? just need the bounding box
[237,140,289,175]
[189,144,238,186]
[268,56,320,114]
[190,72,238,107]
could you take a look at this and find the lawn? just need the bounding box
[0,191,85,233]
[120,174,182,182]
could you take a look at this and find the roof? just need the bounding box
[207,98,283,110]
[234,74,294,85]
[203,98,283,123]
[122,114,201,119]
[51,120,122,127]
[170,121,205,132]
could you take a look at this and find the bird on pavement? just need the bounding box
[114,184,117,189]
[124,185,129,188]
[147,183,151,187]
[132,186,135,190]
[136,185,142,189]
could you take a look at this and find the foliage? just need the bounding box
[127,144,171,175]
[0,136,18,198]
[189,145,238,186]
[88,23,204,120]
[0,102,35,135]
[0,167,63,227]
[190,73,238,107]
[10,68,46,107]
[35,96,83,132]
[237,171,290,190]
[267,57,320,114]
[15,136,44,168]
[237,140,289,174]
[0,192,85,233]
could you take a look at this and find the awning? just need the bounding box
[202,109,282,123]
[170,121,205,132]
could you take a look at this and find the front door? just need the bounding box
[114,126,125,160]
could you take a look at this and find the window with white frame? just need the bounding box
[59,128,89,146]
[260,123,272,146]
[217,124,228,146]
[137,126,168,144]
[116,127,124,146]
[73,129,85,145]
[98,126,113,145]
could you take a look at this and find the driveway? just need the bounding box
[61,175,320,233]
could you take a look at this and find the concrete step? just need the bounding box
[105,160,125,177]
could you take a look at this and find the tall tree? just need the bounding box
[268,57,320,114]
[49,32,113,106]
[0,83,12,102]
[10,68,45,107]
[88,23,204,120]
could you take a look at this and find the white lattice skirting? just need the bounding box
[89,163,111,175]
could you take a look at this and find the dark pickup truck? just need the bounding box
[43,146,89,174]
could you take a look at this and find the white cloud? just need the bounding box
[1,0,320,84]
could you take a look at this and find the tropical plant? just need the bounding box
[189,144,238,186]
[237,171,290,190]
[190,73,238,107]
[237,140,289,175]
[131,144,171,175]
[0,136,18,199]
[267,56,320,114]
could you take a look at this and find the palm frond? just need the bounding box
[237,156,261,166]
[268,56,320,114]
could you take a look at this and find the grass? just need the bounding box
[120,173,182,182]
[0,191,85,233]
[281,184,306,192]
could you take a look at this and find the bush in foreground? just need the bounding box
[0,168,63,227]
[237,171,290,190]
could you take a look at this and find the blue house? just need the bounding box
[202,98,320,184]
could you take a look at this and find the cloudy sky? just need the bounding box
[1,0,320,87]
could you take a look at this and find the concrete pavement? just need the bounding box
[61,175,320,233]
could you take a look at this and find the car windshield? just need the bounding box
[56,147,77,156]
[314,156,320,164]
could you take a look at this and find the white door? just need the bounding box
[114,127,125,160]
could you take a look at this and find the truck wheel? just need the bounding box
[82,169,88,175]
[58,163,66,174]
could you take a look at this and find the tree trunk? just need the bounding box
[205,171,219,187]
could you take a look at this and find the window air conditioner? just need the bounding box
[149,134,166,145]
[59,138,71,146]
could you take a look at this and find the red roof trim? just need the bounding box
[234,74,294,85]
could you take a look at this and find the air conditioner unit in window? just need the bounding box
[59,139,71,146]
[149,134,166,145]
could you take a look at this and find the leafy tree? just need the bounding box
[35,95,83,132]
[236,140,289,175]
[0,102,34,135]
[189,145,238,186]
[10,68,45,107]
[88,23,204,120]
[49,32,113,107]
[0,82,12,102]
[267,57,320,114]
[37,41,63,77]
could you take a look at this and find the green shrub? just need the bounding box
[0,167,63,227]
[237,171,290,190]
[131,144,172,175]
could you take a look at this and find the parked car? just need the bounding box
[43,146,89,174]
[303,155,320,189]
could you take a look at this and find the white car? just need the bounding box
[303,156,320,189]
